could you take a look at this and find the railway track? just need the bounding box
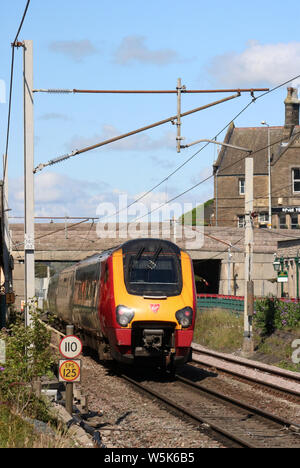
[117,368,300,448]
[191,343,300,397]
[47,324,300,447]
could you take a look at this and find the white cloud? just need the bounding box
[39,113,71,121]
[190,166,213,185]
[67,125,176,153]
[134,190,169,208]
[208,40,300,86]
[8,171,212,225]
[150,155,176,170]
[8,172,110,219]
[49,40,99,62]
[114,35,181,66]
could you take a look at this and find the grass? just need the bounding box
[193,309,300,372]
[255,330,300,372]
[193,309,244,353]
[0,403,74,448]
[0,405,39,448]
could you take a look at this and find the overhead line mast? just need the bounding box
[33,85,269,173]
[34,92,241,172]
[33,87,269,94]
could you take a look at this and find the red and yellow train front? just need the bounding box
[100,239,196,368]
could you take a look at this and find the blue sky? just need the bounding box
[1,0,300,221]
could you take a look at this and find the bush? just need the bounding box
[276,301,300,329]
[254,296,300,334]
[0,306,54,418]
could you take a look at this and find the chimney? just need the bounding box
[284,87,300,128]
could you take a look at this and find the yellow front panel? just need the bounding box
[112,249,194,329]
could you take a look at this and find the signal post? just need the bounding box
[59,325,82,415]
[242,157,254,356]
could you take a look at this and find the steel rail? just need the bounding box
[192,345,300,381]
[118,372,258,448]
[46,324,253,446]
[46,322,299,447]
[191,347,300,397]
[176,374,300,431]
[119,371,300,448]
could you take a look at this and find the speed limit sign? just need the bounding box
[59,335,83,359]
[59,360,81,382]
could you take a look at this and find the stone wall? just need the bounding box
[9,224,288,308]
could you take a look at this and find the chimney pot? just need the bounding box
[284,87,300,127]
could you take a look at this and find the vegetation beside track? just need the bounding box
[194,299,300,372]
[193,309,244,352]
[0,309,70,448]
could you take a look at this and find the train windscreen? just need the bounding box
[123,239,182,296]
[129,257,177,284]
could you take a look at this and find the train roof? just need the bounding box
[77,238,182,264]
[53,238,183,278]
[121,238,182,254]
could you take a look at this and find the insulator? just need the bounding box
[47,89,73,94]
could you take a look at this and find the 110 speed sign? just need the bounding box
[59,335,83,359]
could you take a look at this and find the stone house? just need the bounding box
[213,87,300,229]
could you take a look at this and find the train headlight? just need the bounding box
[175,307,193,328]
[116,305,135,327]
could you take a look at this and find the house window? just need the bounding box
[258,212,269,223]
[292,168,300,193]
[258,212,269,227]
[291,214,299,229]
[279,213,287,229]
[237,215,245,228]
[239,179,245,195]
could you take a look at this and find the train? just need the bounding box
[47,238,196,371]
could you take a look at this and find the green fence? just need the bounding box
[197,294,244,314]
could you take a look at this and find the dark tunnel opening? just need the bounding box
[192,259,221,294]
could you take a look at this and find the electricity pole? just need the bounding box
[1,158,12,328]
[242,157,254,356]
[227,246,232,295]
[23,40,35,327]
[261,121,272,228]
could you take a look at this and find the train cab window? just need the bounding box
[129,258,178,285]
[124,247,182,297]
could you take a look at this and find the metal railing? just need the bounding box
[197,294,244,314]
[197,294,300,315]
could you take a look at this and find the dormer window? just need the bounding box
[292,168,300,193]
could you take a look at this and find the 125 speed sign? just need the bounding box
[59,359,81,382]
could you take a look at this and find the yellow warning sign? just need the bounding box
[59,359,81,382]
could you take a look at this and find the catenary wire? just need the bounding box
[96,72,300,224]
[98,97,257,223]
[13,218,90,248]
[15,86,300,245]
[9,57,300,238]
[123,130,300,223]
[3,0,31,179]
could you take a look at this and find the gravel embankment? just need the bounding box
[79,354,224,449]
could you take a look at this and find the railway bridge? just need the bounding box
[9,222,283,309]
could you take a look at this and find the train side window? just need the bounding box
[103,263,109,284]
